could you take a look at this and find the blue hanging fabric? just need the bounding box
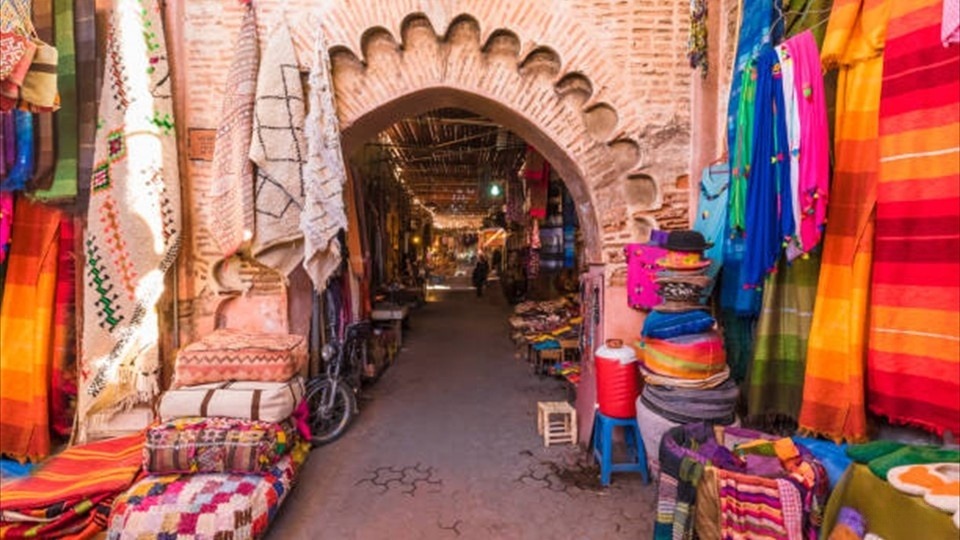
[741,45,793,291]
[726,0,780,168]
[1,111,34,192]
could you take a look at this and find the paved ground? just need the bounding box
[268,286,656,539]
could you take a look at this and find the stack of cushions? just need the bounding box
[635,231,739,473]
[108,329,310,538]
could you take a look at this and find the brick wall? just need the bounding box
[165,0,695,342]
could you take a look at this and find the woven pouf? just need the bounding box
[636,396,682,478]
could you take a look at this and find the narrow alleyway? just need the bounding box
[268,286,656,539]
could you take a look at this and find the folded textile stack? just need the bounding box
[634,231,739,471]
[508,295,580,344]
[107,329,309,539]
[0,433,144,538]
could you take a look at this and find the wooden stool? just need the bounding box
[537,401,577,446]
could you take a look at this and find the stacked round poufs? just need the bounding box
[634,230,739,475]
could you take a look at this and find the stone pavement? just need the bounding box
[267,287,656,539]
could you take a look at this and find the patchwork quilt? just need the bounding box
[108,451,302,540]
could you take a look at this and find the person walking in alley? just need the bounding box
[472,254,489,297]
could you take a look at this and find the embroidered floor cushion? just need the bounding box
[173,329,306,388]
[108,452,300,540]
[158,377,306,423]
[144,417,297,474]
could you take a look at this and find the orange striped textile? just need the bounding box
[868,0,960,436]
[0,197,62,461]
[0,433,143,539]
[798,0,890,443]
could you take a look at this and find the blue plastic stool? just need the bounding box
[591,411,650,486]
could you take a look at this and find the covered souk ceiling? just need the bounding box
[368,108,527,226]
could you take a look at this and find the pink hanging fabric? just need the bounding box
[0,192,13,263]
[785,31,830,255]
[625,243,668,310]
[943,0,960,45]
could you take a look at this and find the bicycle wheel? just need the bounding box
[306,379,357,445]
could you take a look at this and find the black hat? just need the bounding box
[664,230,713,253]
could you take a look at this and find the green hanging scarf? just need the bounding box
[729,63,758,232]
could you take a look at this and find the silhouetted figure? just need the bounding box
[472,255,490,297]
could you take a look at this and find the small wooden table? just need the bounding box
[371,304,410,350]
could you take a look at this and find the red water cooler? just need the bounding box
[594,339,640,418]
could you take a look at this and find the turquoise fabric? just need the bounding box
[532,340,560,351]
[694,164,730,296]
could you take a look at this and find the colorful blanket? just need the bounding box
[0,198,62,461]
[747,253,820,431]
[78,0,181,440]
[867,0,960,437]
[206,2,258,259]
[108,448,305,540]
[250,19,306,276]
[799,0,889,444]
[0,433,144,539]
[144,417,296,474]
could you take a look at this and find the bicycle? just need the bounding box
[305,320,371,445]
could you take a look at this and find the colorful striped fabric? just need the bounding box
[0,433,143,538]
[799,0,890,443]
[717,469,801,540]
[868,0,960,437]
[639,330,727,380]
[0,197,62,462]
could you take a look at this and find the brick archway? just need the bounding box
[325,13,648,262]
